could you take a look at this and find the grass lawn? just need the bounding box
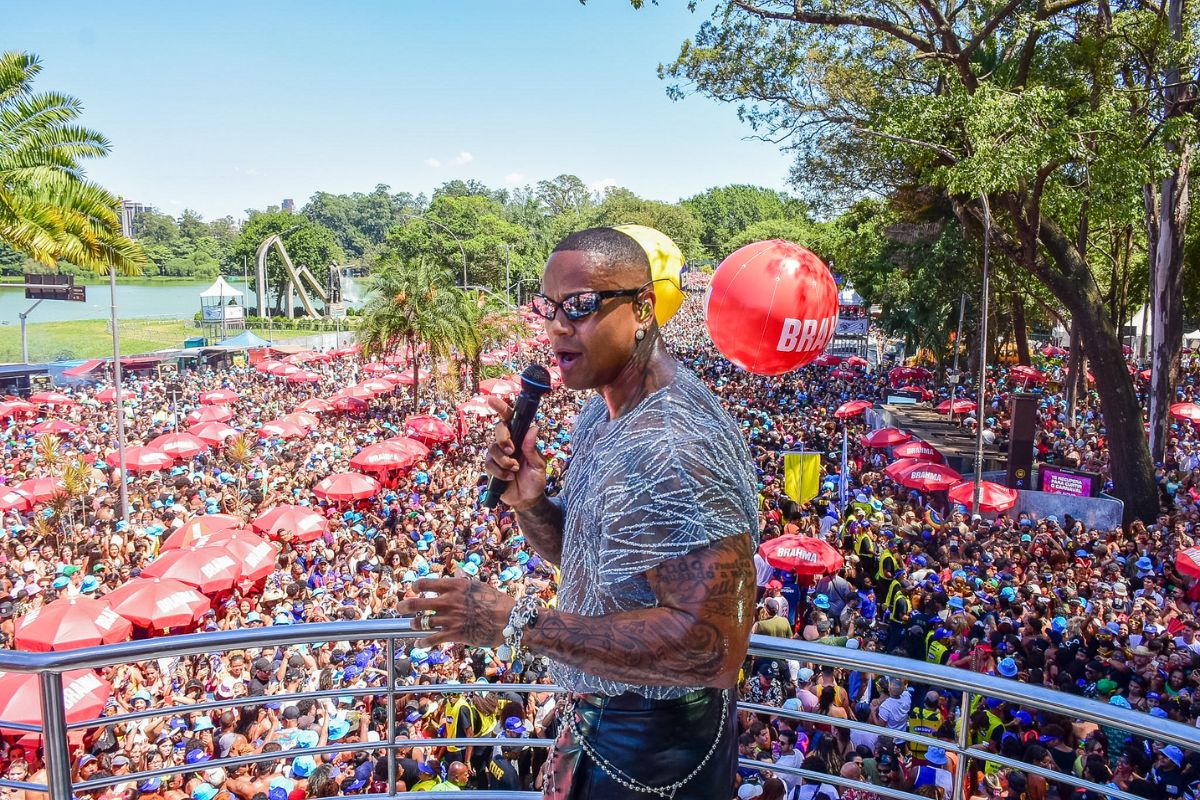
[0,320,314,364]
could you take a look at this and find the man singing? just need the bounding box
[399,227,759,799]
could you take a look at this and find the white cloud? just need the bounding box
[452,151,474,166]
[504,172,525,186]
[588,177,618,194]
[424,157,442,168]
[245,168,262,176]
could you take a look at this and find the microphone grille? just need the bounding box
[520,364,552,392]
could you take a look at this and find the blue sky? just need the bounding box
[9,1,796,221]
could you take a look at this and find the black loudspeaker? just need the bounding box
[1007,393,1038,490]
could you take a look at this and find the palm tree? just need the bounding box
[358,259,473,408]
[0,51,144,275]
[458,291,527,393]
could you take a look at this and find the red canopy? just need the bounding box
[862,428,912,448]
[936,399,978,414]
[885,458,963,491]
[252,505,329,542]
[0,400,36,417]
[296,398,333,414]
[351,442,420,473]
[149,433,209,459]
[0,490,30,512]
[0,670,111,735]
[313,471,381,501]
[896,384,933,400]
[14,477,65,505]
[361,362,390,375]
[106,446,172,473]
[160,513,243,551]
[1169,403,1200,423]
[189,421,240,447]
[1041,344,1068,357]
[30,420,80,436]
[187,405,234,425]
[479,378,520,397]
[267,362,300,377]
[1176,547,1200,580]
[94,388,117,402]
[891,440,944,464]
[834,400,871,419]
[758,535,844,576]
[282,411,320,431]
[383,436,431,460]
[102,577,211,629]
[141,546,242,593]
[328,395,369,413]
[480,349,509,366]
[14,597,133,652]
[830,368,857,380]
[947,480,1019,513]
[286,370,322,384]
[254,359,283,374]
[844,355,869,368]
[405,415,456,443]
[1010,365,1045,384]
[29,391,76,406]
[812,353,845,367]
[217,531,278,583]
[200,389,239,405]
[259,419,307,439]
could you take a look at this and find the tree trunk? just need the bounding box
[409,336,419,410]
[1012,292,1031,365]
[1066,319,1081,423]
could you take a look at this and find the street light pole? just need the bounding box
[971,193,993,517]
[108,265,129,523]
[19,300,43,364]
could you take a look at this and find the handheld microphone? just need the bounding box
[481,364,552,508]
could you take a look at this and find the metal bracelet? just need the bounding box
[497,586,540,671]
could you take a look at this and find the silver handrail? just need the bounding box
[1,624,1194,800]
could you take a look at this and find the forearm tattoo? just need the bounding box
[514,495,564,564]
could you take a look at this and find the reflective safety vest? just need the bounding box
[876,550,898,580]
[855,531,875,559]
[926,639,948,665]
[908,707,941,758]
[888,591,910,622]
[445,696,473,752]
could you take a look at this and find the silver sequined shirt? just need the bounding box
[548,367,758,698]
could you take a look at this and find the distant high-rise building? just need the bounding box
[117,200,151,238]
[282,198,296,213]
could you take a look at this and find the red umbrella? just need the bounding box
[189,421,240,447]
[341,384,375,401]
[282,411,320,431]
[267,362,300,377]
[30,420,80,436]
[14,597,132,651]
[891,439,945,464]
[254,359,281,373]
[313,471,381,501]
[1170,403,1200,423]
[1175,547,1200,580]
[1010,365,1045,384]
[885,458,963,491]
[94,388,117,402]
[259,419,307,439]
[479,378,521,397]
[812,353,845,367]
[830,368,857,380]
[862,428,912,448]
[296,398,333,414]
[356,378,395,395]
[1138,369,1152,381]
[405,415,456,443]
[481,349,509,366]
[390,367,430,386]
[844,355,869,368]
[350,443,420,473]
[383,436,431,460]
[1041,344,1068,357]
[361,362,391,375]
[141,545,242,593]
[331,344,360,357]
[216,530,278,583]
[328,395,368,413]
[149,433,209,459]
[106,446,172,473]
[286,370,322,384]
[160,513,244,551]
[0,490,29,512]
[758,535,844,576]
[284,350,326,364]
[935,399,978,414]
[0,670,111,735]
[29,391,76,406]
[13,477,65,505]
[102,577,211,629]
[896,384,933,400]
[0,400,37,417]
[187,405,234,425]
[252,505,328,542]
[458,396,497,418]
[947,480,1019,513]
[834,400,871,419]
[200,389,239,405]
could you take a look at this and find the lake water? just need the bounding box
[0,277,365,323]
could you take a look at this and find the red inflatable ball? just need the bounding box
[705,240,839,375]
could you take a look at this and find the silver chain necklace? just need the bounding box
[560,690,730,799]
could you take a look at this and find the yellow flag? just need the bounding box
[784,452,821,504]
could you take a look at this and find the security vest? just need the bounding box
[855,531,875,559]
[926,639,948,665]
[907,707,941,758]
[445,696,474,752]
[888,591,910,622]
[876,549,898,580]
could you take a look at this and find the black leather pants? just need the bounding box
[542,687,737,800]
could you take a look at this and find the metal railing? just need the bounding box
[0,622,1194,800]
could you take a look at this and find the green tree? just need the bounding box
[682,184,811,258]
[357,259,472,407]
[457,292,528,392]
[302,184,424,260]
[233,211,342,314]
[535,174,593,217]
[0,51,144,276]
[588,187,705,260]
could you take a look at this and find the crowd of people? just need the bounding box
[0,286,1195,800]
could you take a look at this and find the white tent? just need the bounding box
[1126,303,1150,336]
[1186,329,1200,345]
[199,276,244,299]
[839,283,865,306]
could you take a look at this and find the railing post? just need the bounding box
[953,690,971,800]
[386,636,397,796]
[39,671,73,800]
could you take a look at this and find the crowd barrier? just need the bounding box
[1,621,1194,800]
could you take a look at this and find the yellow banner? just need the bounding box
[784,452,821,504]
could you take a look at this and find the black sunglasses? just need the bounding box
[530,282,651,322]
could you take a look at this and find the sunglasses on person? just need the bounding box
[530,281,652,322]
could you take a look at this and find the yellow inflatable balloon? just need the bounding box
[614,223,685,327]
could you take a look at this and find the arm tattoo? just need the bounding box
[514,495,564,564]
[523,533,756,687]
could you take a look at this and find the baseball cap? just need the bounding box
[191,784,217,800]
[185,750,211,765]
[504,716,526,735]
[739,785,764,799]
